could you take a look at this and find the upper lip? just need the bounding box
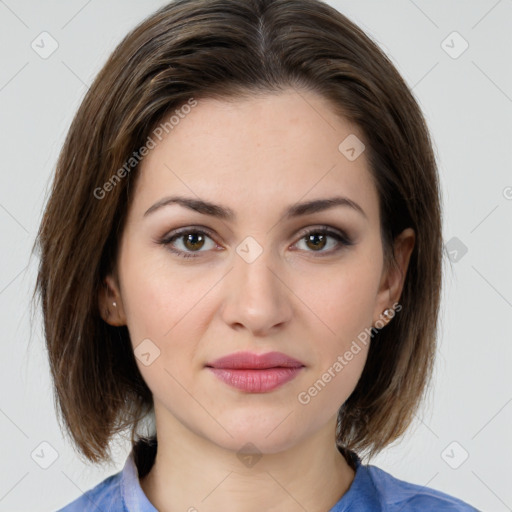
[206,351,305,369]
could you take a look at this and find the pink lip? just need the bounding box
[207,351,304,369]
[206,351,305,393]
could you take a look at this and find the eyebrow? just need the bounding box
[143,195,367,220]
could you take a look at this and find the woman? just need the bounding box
[33,0,479,510]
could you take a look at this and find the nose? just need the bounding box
[220,242,293,337]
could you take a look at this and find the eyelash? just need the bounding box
[157,225,354,260]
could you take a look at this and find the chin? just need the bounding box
[217,433,301,457]
[201,414,305,455]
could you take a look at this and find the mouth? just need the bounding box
[206,350,305,370]
[205,351,305,393]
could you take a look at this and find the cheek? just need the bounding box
[295,312,370,429]
[288,250,381,401]
[292,257,381,343]
[118,246,217,389]
[294,270,373,418]
[119,243,210,341]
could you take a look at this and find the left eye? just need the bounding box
[158,226,353,259]
[294,227,352,254]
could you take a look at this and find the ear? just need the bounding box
[372,227,415,326]
[98,273,127,326]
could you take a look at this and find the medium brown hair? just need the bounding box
[32,0,442,466]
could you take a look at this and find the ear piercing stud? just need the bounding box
[372,307,394,329]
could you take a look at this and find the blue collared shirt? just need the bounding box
[57,448,479,511]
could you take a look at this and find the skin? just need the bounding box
[99,88,415,512]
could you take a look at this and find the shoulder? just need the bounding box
[364,464,479,511]
[56,470,124,512]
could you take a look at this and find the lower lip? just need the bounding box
[207,367,303,393]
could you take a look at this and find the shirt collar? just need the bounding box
[121,448,158,512]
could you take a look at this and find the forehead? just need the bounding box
[132,89,379,225]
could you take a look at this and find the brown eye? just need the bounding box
[182,232,206,251]
[294,226,353,256]
[304,232,328,251]
[158,225,353,260]
[159,228,217,259]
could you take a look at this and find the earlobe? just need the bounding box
[98,274,127,326]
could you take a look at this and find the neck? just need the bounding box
[139,414,356,512]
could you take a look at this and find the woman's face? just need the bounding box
[103,89,414,454]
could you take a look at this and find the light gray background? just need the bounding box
[1,1,511,511]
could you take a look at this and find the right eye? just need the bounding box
[158,227,219,259]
